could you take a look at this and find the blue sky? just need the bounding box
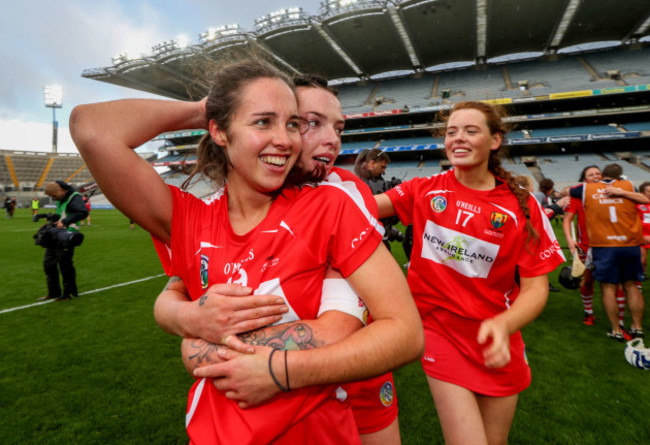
[0,0,318,153]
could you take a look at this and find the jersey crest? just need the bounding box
[490,212,508,229]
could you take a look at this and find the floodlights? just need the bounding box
[112,53,131,65]
[176,35,190,49]
[255,7,306,29]
[43,85,63,108]
[43,85,63,153]
[200,25,242,43]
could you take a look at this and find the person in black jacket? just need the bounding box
[37,181,88,301]
[354,149,411,258]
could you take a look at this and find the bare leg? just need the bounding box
[427,376,488,445]
[623,280,645,331]
[477,393,518,445]
[360,418,401,445]
[601,282,621,333]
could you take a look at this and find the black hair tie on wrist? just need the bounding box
[284,350,290,391]
[268,348,289,392]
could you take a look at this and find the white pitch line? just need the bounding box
[0,273,167,315]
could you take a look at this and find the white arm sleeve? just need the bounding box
[318,278,368,325]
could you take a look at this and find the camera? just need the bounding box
[33,213,60,224]
[385,177,402,191]
[33,213,84,249]
[385,225,405,243]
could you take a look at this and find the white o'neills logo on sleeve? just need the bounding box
[421,221,499,278]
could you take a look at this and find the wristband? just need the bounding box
[284,350,290,391]
[268,348,289,392]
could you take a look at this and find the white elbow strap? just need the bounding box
[318,278,368,325]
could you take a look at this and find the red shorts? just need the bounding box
[344,373,399,434]
[420,308,531,397]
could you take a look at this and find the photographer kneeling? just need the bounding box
[36,181,88,302]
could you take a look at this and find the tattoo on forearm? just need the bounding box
[239,323,321,350]
[187,339,221,365]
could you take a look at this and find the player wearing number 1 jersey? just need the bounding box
[569,163,647,340]
[377,101,565,445]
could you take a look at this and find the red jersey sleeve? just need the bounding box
[516,195,566,278]
[151,185,205,278]
[564,196,581,216]
[308,184,382,277]
[384,177,418,225]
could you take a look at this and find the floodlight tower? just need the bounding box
[43,85,63,153]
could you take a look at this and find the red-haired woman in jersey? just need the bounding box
[375,101,565,445]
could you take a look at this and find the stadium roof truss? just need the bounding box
[81,0,650,100]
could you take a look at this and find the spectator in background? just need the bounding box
[534,177,566,224]
[4,196,11,219]
[81,195,91,226]
[354,148,408,257]
[533,177,554,206]
[354,148,391,195]
[569,163,647,340]
[562,165,602,326]
[637,181,650,279]
[36,181,88,302]
[31,196,40,217]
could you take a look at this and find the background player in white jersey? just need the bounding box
[375,101,565,445]
[154,74,402,445]
[70,59,423,444]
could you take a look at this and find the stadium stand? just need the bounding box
[529,125,621,137]
[436,66,511,102]
[74,1,650,196]
[585,46,650,83]
[371,75,437,112]
[502,162,534,179]
[337,83,378,112]
[622,122,650,132]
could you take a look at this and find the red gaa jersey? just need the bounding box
[385,169,565,320]
[154,183,381,444]
[637,203,650,248]
[565,194,589,248]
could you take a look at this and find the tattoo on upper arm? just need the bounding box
[199,294,208,306]
[239,323,322,350]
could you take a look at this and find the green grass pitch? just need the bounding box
[1,208,648,444]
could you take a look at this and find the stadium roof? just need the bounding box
[82,0,650,100]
